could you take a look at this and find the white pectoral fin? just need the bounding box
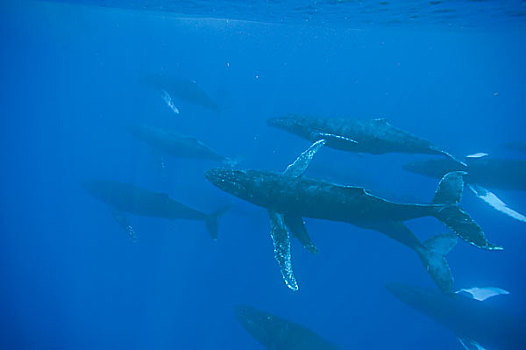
[161,89,180,115]
[466,152,488,158]
[469,185,526,223]
[455,286,510,301]
[269,211,298,291]
[458,337,487,350]
[283,139,326,177]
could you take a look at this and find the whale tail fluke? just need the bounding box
[431,171,502,251]
[205,206,231,240]
[418,233,458,293]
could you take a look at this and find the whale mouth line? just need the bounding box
[205,168,248,193]
[205,168,235,183]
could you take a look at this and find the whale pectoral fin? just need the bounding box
[455,286,510,301]
[313,132,358,147]
[466,152,488,159]
[283,139,326,177]
[469,185,526,223]
[458,337,487,350]
[269,211,298,291]
[111,210,137,242]
[150,149,167,176]
[284,215,319,255]
[161,89,180,115]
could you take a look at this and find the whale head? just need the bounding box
[205,168,280,208]
[234,305,272,335]
[267,115,312,135]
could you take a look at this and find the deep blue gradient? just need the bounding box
[1,1,525,349]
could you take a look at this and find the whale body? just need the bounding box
[127,124,230,163]
[235,305,339,350]
[387,283,526,350]
[268,115,461,162]
[83,180,225,239]
[205,142,497,291]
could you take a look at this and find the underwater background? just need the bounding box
[1,0,526,348]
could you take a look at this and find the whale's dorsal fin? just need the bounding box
[269,211,298,291]
[284,215,319,255]
[284,139,326,177]
[332,185,368,200]
[458,337,487,350]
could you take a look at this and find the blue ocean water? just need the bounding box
[1,0,525,348]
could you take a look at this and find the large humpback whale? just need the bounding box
[267,115,463,163]
[386,283,526,350]
[83,180,226,239]
[404,157,526,223]
[205,141,499,292]
[127,124,235,165]
[235,305,339,350]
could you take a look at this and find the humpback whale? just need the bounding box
[386,283,526,350]
[127,124,235,165]
[205,141,499,292]
[235,305,339,350]
[404,157,526,192]
[144,75,220,112]
[83,180,227,239]
[267,115,463,163]
[504,141,526,155]
[404,157,526,223]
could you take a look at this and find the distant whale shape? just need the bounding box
[205,141,499,292]
[267,115,463,164]
[235,305,339,350]
[127,124,235,165]
[83,180,227,239]
[386,283,526,350]
[504,141,526,155]
[404,157,526,191]
[404,157,526,223]
[143,75,220,112]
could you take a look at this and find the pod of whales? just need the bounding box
[62,46,521,347]
[235,305,339,350]
[268,115,464,164]
[386,283,526,350]
[82,180,227,239]
[205,141,500,292]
